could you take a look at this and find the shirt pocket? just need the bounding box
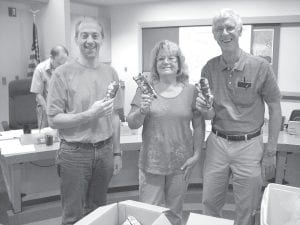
[231,86,256,107]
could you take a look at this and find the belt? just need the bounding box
[62,136,112,148]
[212,128,261,141]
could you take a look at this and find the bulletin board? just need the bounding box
[141,16,300,99]
[142,25,251,83]
[142,27,179,72]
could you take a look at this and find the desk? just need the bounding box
[266,131,300,183]
[0,131,142,213]
[1,130,300,214]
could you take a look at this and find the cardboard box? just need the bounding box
[186,213,234,225]
[261,183,300,225]
[74,200,172,225]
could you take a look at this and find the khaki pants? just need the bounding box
[202,132,263,225]
[139,169,189,225]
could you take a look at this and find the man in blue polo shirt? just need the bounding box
[196,9,282,225]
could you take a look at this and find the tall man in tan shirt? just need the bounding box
[47,18,122,225]
[196,9,282,225]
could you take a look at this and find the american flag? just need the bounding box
[27,22,40,77]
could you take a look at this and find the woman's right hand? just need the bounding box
[140,93,153,115]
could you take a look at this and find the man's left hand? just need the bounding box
[113,156,122,175]
[261,155,276,180]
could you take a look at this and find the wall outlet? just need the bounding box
[2,77,6,85]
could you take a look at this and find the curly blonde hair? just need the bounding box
[149,40,189,84]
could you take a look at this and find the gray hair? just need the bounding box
[149,40,189,83]
[212,8,243,33]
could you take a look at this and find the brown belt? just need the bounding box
[212,128,261,141]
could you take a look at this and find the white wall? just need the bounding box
[1,0,300,123]
[70,1,99,59]
[109,0,300,116]
[70,3,111,63]
[0,0,34,122]
[0,0,69,124]
[278,25,300,93]
[64,0,71,50]
[39,0,69,59]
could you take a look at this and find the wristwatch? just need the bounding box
[113,152,122,157]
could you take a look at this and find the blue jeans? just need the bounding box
[56,138,114,225]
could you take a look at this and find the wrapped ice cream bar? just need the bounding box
[133,73,157,99]
[122,216,142,225]
[196,77,213,107]
[104,81,119,101]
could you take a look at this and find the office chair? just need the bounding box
[289,109,300,121]
[291,116,300,121]
[1,78,38,131]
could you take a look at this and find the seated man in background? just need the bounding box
[30,45,69,128]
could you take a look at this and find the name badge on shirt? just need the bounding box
[237,77,252,89]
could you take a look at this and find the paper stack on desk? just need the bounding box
[0,129,23,141]
[0,139,35,156]
[287,121,300,138]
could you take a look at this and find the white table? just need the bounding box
[1,129,300,214]
[0,130,142,213]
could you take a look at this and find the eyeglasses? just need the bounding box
[157,56,178,63]
[214,25,237,34]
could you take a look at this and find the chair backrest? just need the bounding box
[8,78,38,130]
[289,110,300,121]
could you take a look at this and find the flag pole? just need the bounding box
[29,9,40,22]
[27,9,40,77]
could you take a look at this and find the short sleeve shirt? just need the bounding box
[47,60,123,143]
[30,58,52,100]
[201,50,281,134]
[131,83,199,175]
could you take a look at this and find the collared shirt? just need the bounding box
[202,50,281,134]
[47,60,123,143]
[30,58,53,101]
